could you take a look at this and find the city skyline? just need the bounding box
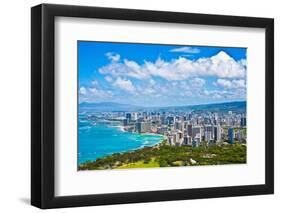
[78,41,247,107]
[78,102,247,168]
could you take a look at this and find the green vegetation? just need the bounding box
[116,158,160,169]
[78,140,246,170]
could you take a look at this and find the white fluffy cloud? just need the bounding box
[91,80,99,86]
[113,77,135,92]
[79,86,87,95]
[88,88,112,98]
[81,51,246,105]
[79,85,112,103]
[170,46,200,54]
[190,77,205,87]
[99,51,246,81]
[201,88,245,100]
[105,52,120,62]
[214,79,246,89]
[104,76,113,82]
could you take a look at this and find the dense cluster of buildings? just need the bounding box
[96,109,247,148]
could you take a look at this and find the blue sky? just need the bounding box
[78,41,247,107]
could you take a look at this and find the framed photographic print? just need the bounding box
[31,3,274,209]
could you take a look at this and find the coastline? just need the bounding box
[78,140,167,165]
[110,123,166,145]
[79,116,246,170]
[79,122,166,164]
[78,141,246,170]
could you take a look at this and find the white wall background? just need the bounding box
[0,0,279,212]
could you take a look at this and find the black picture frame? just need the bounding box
[31,3,274,209]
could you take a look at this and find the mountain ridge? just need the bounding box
[79,101,246,112]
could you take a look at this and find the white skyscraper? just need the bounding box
[215,124,221,142]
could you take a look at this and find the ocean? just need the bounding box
[78,114,164,164]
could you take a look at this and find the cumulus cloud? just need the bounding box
[113,77,135,92]
[79,86,87,95]
[149,79,156,85]
[239,58,247,67]
[88,88,112,98]
[105,52,120,62]
[201,89,245,100]
[214,79,246,89]
[104,76,113,82]
[161,77,245,101]
[91,80,99,86]
[99,59,148,80]
[79,86,113,103]
[99,51,246,81]
[82,50,246,105]
[140,87,156,95]
[170,46,200,54]
[135,79,159,96]
[190,77,205,87]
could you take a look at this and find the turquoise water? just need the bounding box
[78,115,164,164]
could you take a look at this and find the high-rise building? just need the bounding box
[131,112,138,121]
[123,118,128,126]
[228,128,234,144]
[183,135,192,146]
[168,133,177,146]
[135,122,151,133]
[166,116,174,125]
[187,124,192,137]
[135,122,141,133]
[237,129,242,142]
[240,117,246,127]
[192,133,201,147]
[192,126,201,139]
[160,115,166,125]
[126,113,131,123]
[174,121,184,132]
[175,132,184,146]
[167,136,173,146]
[205,130,212,142]
[214,124,221,142]
[142,122,151,133]
[204,125,214,142]
[174,121,180,130]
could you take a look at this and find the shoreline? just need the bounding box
[111,124,166,150]
[109,123,166,142]
[79,138,167,166]
[79,123,166,164]
[79,138,167,165]
[78,141,246,170]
